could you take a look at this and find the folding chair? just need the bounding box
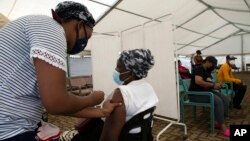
[119,106,156,141]
[180,79,215,133]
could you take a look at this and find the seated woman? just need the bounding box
[99,49,159,141]
[178,60,192,79]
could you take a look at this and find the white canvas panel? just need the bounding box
[122,22,178,119]
[192,36,219,46]
[210,24,239,38]
[215,9,250,25]
[174,28,203,44]
[174,0,206,26]
[182,10,227,34]
[94,9,149,33]
[144,22,177,119]
[243,34,250,53]
[121,27,144,50]
[91,36,121,96]
[202,36,241,55]
[203,0,248,10]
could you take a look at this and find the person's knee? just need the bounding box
[214,97,223,107]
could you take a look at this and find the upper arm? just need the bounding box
[194,68,204,85]
[28,16,69,113]
[100,88,126,141]
[34,58,68,113]
[195,75,203,85]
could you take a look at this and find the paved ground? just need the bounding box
[48,72,250,141]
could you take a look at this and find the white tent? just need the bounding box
[1,0,249,70]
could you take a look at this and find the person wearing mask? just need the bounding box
[0,1,120,140]
[99,49,159,141]
[189,56,230,137]
[217,55,247,109]
[178,60,192,79]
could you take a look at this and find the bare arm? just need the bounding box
[195,75,222,90]
[99,88,126,141]
[70,100,122,118]
[34,58,104,115]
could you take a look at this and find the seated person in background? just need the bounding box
[217,55,247,109]
[99,49,159,141]
[194,50,203,67]
[189,56,230,137]
[178,60,191,79]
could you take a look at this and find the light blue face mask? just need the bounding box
[112,70,130,85]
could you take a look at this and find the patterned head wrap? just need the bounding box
[55,1,95,26]
[119,49,155,78]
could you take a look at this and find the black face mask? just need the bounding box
[68,22,88,55]
[207,65,216,73]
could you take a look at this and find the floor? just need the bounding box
[48,72,250,141]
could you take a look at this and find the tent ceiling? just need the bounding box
[1,0,250,55]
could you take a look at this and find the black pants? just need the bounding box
[233,83,247,107]
[2,131,37,141]
[3,122,59,141]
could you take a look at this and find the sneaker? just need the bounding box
[218,129,230,137]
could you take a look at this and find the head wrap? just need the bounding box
[119,49,155,78]
[55,1,95,26]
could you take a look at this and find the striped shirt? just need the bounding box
[0,15,67,140]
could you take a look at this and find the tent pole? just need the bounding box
[241,35,245,71]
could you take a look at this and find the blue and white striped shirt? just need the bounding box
[0,15,67,140]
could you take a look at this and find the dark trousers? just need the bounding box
[189,91,229,124]
[233,83,247,107]
[2,131,37,141]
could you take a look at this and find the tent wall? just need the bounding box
[243,34,250,53]
[202,34,250,71]
[91,22,178,119]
